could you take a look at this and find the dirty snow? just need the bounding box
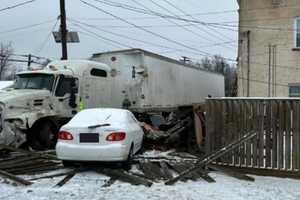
[0,170,300,200]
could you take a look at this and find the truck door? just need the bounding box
[55,75,79,116]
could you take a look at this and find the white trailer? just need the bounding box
[91,49,224,111]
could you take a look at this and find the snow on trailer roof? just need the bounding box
[18,60,111,77]
[65,108,132,128]
[92,48,224,76]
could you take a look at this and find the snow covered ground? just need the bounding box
[0,81,13,90]
[0,170,300,200]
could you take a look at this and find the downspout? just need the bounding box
[246,30,251,97]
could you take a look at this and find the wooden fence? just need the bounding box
[205,98,300,174]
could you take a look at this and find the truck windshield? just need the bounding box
[14,74,54,91]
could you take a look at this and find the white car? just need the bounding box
[56,108,144,165]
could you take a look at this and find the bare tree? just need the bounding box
[199,55,237,97]
[0,42,14,80]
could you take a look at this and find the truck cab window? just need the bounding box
[91,68,107,77]
[14,74,54,91]
[55,76,78,97]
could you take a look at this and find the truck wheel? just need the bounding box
[30,121,58,150]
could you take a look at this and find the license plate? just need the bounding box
[79,133,99,143]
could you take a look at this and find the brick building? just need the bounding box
[237,0,300,97]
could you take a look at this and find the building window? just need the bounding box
[272,0,286,7]
[90,68,107,77]
[294,17,300,48]
[289,84,300,97]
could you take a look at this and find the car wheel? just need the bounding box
[30,121,58,150]
[123,144,134,171]
[62,160,75,168]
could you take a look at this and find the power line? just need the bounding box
[34,18,60,54]
[89,0,238,33]
[70,22,132,49]
[69,18,237,52]
[90,0,300,33]
[79,10,237,21]
[131,0,218,44]
[75,29,124,49]
[80,0,212,57]
[79,1,300,75]
[160,0,234,43]
[74,23,197,29]
[0,0,37,13]
[69,19,175,50]
[0,19,56,35]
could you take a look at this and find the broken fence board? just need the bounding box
[159,161,173,179]
[28,171,73,181]
[139,162,164,180]
[97,168,153,187]
[165,130,257,185]
[55,170,78,187]
[0,169,32,186]
[272,101,278,169]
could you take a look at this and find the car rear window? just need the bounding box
[68,109,128,127]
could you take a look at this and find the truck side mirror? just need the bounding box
[69,79,77,108]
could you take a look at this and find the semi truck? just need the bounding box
[0,49,224,149]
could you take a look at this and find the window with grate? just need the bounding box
[272,0,287,7]
[289,84,300,97]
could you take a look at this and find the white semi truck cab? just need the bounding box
[0,60,113,149]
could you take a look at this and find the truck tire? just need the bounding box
[30,121,58,150]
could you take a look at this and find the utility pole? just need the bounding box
[60,0,68,60]
[27,54,32,69]
[181,56,190,64]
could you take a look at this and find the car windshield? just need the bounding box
[14,74,54,91]
[67,109,128,127]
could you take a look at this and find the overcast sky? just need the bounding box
[0,0,238,63]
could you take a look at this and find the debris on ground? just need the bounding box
[0,144,257,188]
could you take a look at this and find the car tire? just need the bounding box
[30,121,58,150]
[123,144,134,171]
[62,160,75,168]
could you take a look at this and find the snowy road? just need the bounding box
[0,171,300,200]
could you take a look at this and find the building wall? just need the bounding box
[237,0,300,97]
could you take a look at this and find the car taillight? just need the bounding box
[58,131,73,140]
[106,132,126,141]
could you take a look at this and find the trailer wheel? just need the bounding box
[30,121,58,150]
